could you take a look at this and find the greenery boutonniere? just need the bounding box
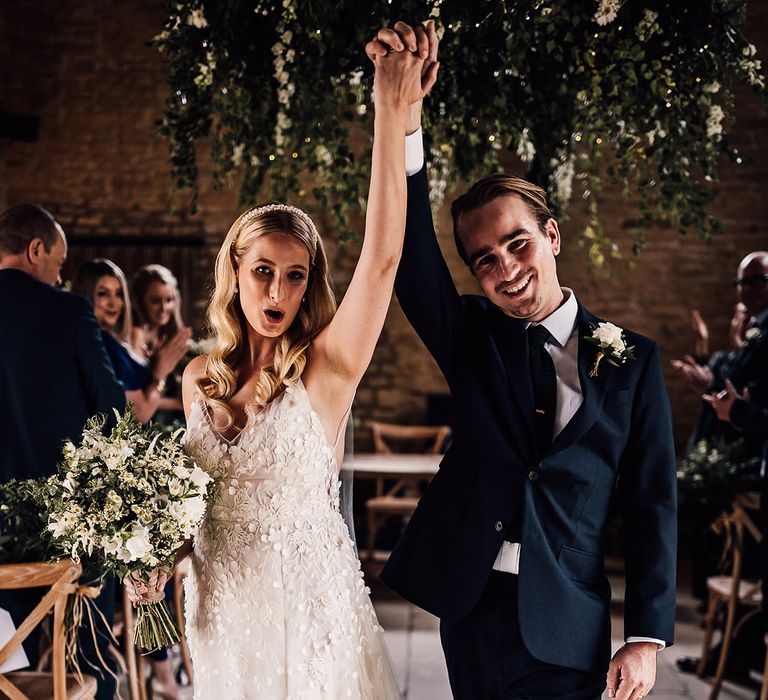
[584,322,636,378]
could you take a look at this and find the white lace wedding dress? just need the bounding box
[182,381,399,699]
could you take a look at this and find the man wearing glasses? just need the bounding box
[672,250,768,456]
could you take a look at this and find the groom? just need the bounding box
[367,23,677,700]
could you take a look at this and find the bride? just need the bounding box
[127,26,440,700]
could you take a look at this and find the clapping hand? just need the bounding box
[702,378,749,423]
[153,327,193,380]
[670,354,713,393]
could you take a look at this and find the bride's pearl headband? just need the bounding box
[236,204,320,261]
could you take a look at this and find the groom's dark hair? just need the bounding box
[450,175,554,266]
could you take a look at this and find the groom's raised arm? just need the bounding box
[394,130,464,384]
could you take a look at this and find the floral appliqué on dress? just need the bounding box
[183,382,398,699]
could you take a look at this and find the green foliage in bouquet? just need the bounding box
[153,0,766,267]
[0,479,51,564]
[44,407,213,652]
[677,437,761,512]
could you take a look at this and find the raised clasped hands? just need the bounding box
[606,641,658,700]
[365,20,440,122]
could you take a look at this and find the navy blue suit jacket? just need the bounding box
[380,167,678,672]
[0,269,126,481]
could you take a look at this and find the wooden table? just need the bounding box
[341,453,441,480]
[342,454,442,561]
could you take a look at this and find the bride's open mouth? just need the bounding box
[263,308,285,324]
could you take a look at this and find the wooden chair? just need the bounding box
[365,422,451,561]
[0,560,97,700]
[697,492,763,700]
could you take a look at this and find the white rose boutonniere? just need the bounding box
[584,322,636,377]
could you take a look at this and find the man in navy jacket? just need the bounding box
[368,23,677,700]
[0,203,125,699]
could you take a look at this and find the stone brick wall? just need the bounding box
[2,0,767,452]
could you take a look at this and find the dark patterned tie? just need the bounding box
[527,324,557,459]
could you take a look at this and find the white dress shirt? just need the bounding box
[405,129,664,648]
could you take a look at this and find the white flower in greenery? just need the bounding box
[232,143,246,166]
[703,81,721,94]
[348,70,364,87]
[168,478,183,496]
[188,8,208,29]
[173,464,191,480]
[48,512,77,538]
[549,152,576,210]
[119,527,153,563]
[635,9,661,42]
[706,104,724,139]
[594,0,621,26]
[516,128,536,166]
[102,534,123,556]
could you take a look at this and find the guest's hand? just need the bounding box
[703,378,748,423]
[670,355,713,393]
[153,326,193,379]
[365,20,440,132]
[123,569,169,606]
[606,642,657,700]
[729,302,748,349]
[690,309,709,356]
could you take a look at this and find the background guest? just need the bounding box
[672,251,768,456]
[131,264,190,424]
[73,259,190,425]
[73,258,187,698]
[0,204,125,700]
[130,263,185,358]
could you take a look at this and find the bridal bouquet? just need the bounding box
[43,407,212,651]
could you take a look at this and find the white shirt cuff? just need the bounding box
[405,127,425,176]
[626,637,666,650]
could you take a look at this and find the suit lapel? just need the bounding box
[548,306,615,458]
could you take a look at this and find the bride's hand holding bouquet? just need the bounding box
[43,407,212,651]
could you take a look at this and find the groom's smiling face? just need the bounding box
[458,194,562,322]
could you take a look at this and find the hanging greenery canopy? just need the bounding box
[153,0,765,265]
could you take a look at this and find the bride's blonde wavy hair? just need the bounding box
[197,204,336,430]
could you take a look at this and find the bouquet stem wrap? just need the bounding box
[132,569,180,652]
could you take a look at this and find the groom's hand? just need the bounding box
[365,20,440,133]
[606,642,657,700]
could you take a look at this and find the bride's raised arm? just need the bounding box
[306,23,439,410]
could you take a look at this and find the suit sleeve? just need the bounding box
[75,298,126,420]
[394,166,463,383]
[730,399,768,438]
[618,342,678,645]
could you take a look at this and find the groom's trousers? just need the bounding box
[440,572,606,700]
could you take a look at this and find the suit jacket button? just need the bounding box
[528,470,539,482]
[495,521,504,532]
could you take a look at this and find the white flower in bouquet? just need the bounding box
[43,407,214,651]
